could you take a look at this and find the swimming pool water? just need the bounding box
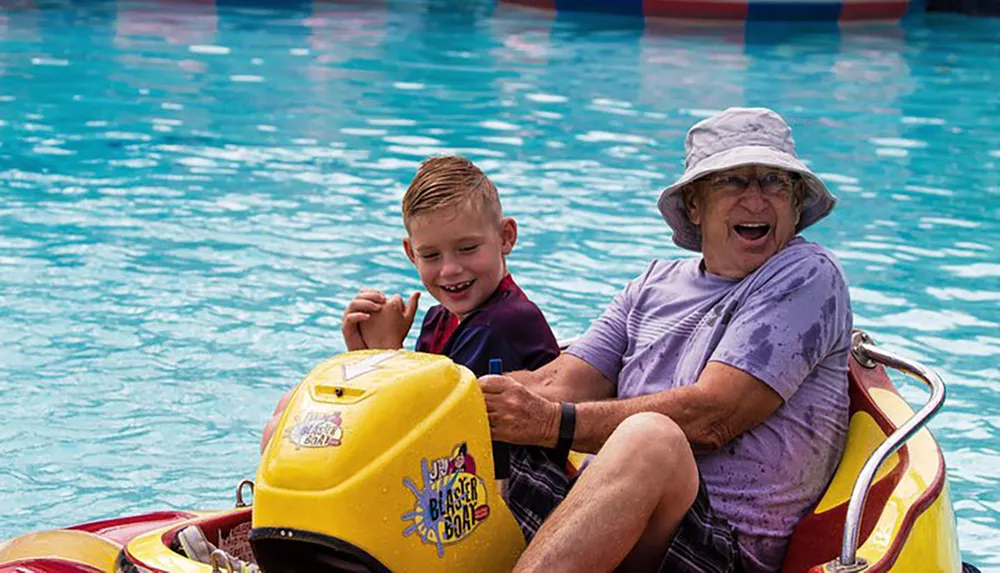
[1,0,997,566]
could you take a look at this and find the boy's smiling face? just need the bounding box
[403,198,517,321]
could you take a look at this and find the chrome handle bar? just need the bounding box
[834,331,947,571]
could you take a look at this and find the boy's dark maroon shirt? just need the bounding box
[415,274,559,377]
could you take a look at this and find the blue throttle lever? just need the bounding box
[489,358,511,481]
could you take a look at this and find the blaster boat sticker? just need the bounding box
[402,443,490,557]
[284,411,344,449]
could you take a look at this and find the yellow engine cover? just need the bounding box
[254,350,525,571]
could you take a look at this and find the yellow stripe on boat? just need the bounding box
[126,522,215,572]
[0,529,121,571]
[814,412,901,514]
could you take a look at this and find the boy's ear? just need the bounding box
[402,237,417,264]
[500,217,517,256]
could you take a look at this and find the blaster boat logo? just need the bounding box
[401,443,490,557]
[284,410,344,449]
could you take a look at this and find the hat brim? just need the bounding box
[657,145,838,252]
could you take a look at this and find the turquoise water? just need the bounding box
[1,0,997,566]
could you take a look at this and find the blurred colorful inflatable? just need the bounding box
[500,0,913,22]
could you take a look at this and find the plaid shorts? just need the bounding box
[658,480,744,573]
[505,445,570,540]
[506,450,743,573]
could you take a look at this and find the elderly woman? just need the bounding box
[481,108,852,573]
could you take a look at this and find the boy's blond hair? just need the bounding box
[402,156,502,232]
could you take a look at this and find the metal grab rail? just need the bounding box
[833,331,947,572]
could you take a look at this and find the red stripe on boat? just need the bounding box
[645,0,750,19]
[0,559,105,573]
[840,1,908,20]
[502,0,558,11]
[68,511,199,547]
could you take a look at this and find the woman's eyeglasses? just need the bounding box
[707,171,796,199]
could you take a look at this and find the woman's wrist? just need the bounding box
[555,402,577,455]
[543,400,561,448]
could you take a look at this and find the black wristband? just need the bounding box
[556,402,576,457]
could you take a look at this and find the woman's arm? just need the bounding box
[507,353,616,403]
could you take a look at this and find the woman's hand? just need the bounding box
[479,374,560,447]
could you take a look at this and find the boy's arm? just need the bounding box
[507,354,615,403]
[260,388,295,453]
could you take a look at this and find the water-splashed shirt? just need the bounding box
[567,237,852,572]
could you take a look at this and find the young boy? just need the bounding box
[262,156,566,540]
[342,155,557,376]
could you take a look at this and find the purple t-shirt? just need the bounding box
[567,238,852,572]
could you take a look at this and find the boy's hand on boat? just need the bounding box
[480,374,560,448]
[342,289,388,350]
[358,292,420,350]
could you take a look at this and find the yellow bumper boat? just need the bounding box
[0,330,974,573]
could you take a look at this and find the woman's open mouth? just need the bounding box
[733,223,771,243]
[440,280,475,294]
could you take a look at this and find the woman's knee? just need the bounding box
[613,413,687,448]
[605,414,694,474]
[618,415,699,508]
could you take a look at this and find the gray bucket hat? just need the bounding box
[657,107,837,252]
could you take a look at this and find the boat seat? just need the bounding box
[161,507,255,564]
[781,362,908,573]
[783,346,959,572]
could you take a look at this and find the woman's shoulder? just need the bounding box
[752,238,849,295]
[773,237,843,268]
